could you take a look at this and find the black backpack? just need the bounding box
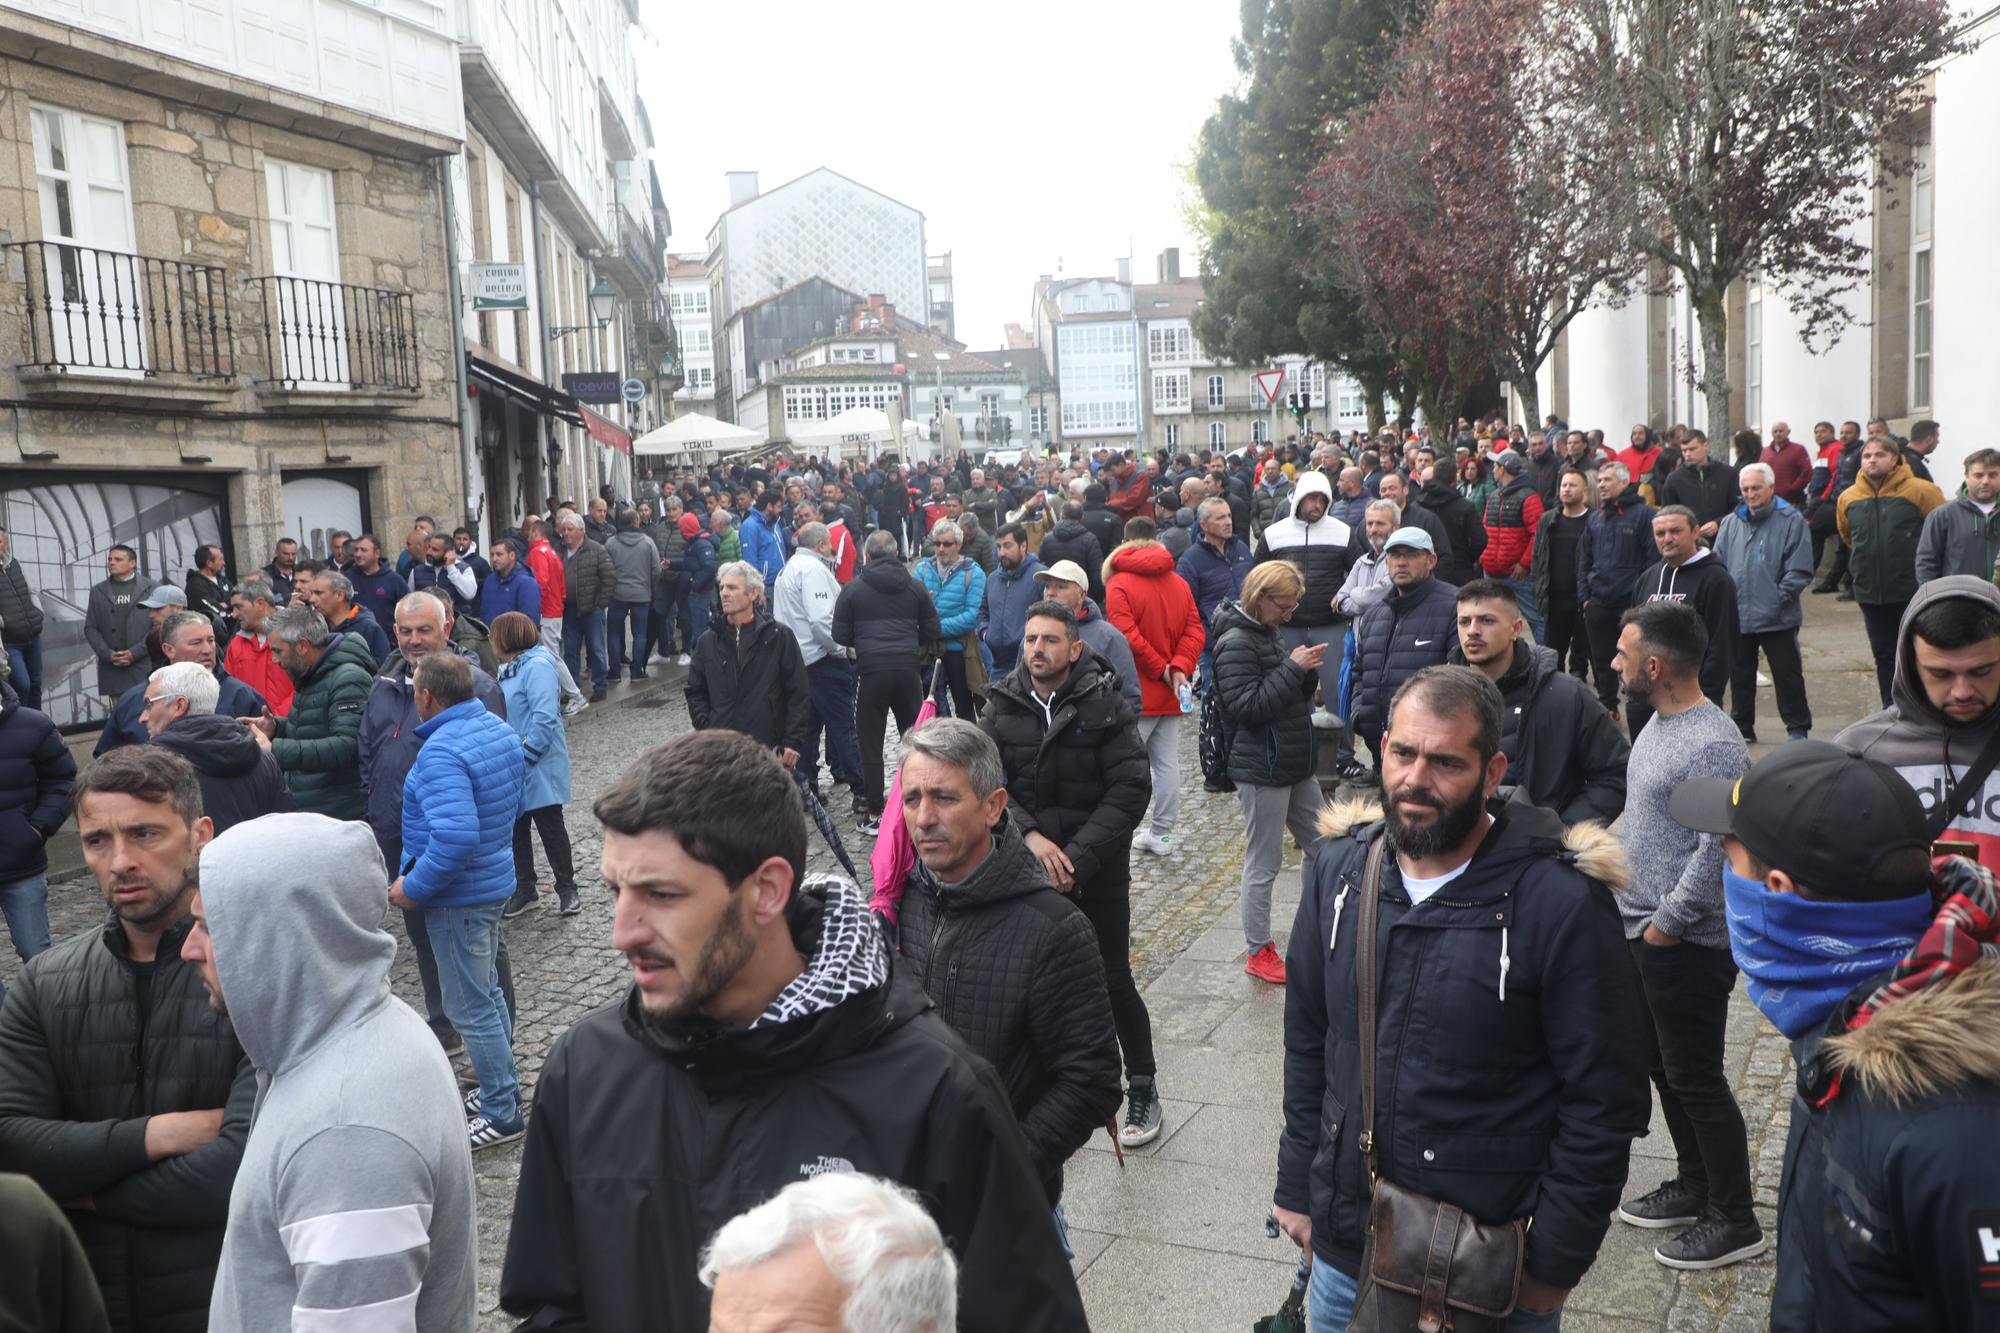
[1197,669,1236,793]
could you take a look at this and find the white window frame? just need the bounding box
[1165,423,1181,448]
[1252,419,1268,444]
[1910,131,1934,412]
[1209,421,1226,447]
[1745,279,1763,431]
[1152,370,1190,412]
[1207,374,1225,409]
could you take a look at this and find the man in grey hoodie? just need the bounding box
[188,812,477,1333]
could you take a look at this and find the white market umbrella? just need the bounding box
[790,406,922,460]
[632,412,765,457]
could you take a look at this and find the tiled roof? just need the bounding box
[779,363,906,381]
[666,254,708,278]
[1136,280,1205,320]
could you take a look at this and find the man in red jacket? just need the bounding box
[223,580,295,716]
[524,519,586,713]
[1761,421,1813,508]
[1105,530,1205,856]
[1479,451,1547,642]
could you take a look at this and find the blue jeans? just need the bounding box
[686,590,712,647]
[1309,1254,1563,1332]
[607,599,649,678]
[803,656,864,788]
[1499,575,1545,644]
[5,638,42,712]
[561,608,609,692]
[0,874,52,964]
[425,900,519,1124]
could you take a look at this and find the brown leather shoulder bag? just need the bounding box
[1345,836,1524,1333]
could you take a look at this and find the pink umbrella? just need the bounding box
[869,668,948,922]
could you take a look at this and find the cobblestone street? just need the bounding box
[2,595,1888,1330]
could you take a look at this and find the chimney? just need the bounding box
[1116,256,1131,285]
[1158,247,1181,283]
[726,171,760,208]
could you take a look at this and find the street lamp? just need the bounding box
[551,276,618,340]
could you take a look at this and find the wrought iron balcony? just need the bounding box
[5,240,233,378]
[254,275,418,391]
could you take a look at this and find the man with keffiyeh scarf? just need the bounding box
[1670,741,2000,1333]
[499,730,1085,1332]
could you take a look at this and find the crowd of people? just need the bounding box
[0,408,1994,1332]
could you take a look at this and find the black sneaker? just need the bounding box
[555,887,582,916]
[850,794,872,818]
[1618,1178,1706,1229]
[590,687,608,703]
[1333,755,1372,783]
[1119,1076,1164,1147]
[502,887,541,920]
[858,815,881,838]
[1653,1213,1769,1270]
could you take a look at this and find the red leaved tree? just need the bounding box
[1555,0,1966,435]
[1302,0,1640,428]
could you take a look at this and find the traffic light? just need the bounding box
[1300,390,1312,413]
[1287,392,1298,412]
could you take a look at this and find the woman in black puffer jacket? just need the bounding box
[1213,561,1325,986]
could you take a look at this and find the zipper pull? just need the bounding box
[1329,882,1351,950]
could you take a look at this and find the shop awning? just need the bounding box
[580,405,632,456]
[468,355,584,428]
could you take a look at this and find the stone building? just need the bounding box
[0,0,461,727]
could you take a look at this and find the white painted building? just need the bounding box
[703,169,926,426]
[667,253,714,403]
[448,0,666,522]
[17,0,462,141]
[1540,13,1997,479]
[1038,255,1371,455]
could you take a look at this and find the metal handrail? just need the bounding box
[4,239,233,378]
[254,274,419,390]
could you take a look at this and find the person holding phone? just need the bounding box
[1211,560,1325,986]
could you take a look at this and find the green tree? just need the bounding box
[1190,0,1421,429]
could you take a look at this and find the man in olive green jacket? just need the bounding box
[242,606,376,818]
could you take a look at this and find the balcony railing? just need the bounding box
[255,275,419,391]
[1201,395,1269,412]
[6,240,233,378]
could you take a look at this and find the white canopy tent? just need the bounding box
[789,406,926,462]
[632,412,765,459]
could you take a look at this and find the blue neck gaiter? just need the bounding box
[1723,867,1932,1039]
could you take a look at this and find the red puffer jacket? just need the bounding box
[1104,541,1205,717]
[1479,476,1545,577]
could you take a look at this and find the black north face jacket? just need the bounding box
[500,881,1085,1332]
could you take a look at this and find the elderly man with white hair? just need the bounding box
[1713,460,1815,741]
[686,560,811,765]
[701,1174,958,1333]
[143,660,290,832]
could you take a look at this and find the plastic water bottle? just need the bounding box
[1178,680,1195,714]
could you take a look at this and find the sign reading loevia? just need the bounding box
[469,262,529,311]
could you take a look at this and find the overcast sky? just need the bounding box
[634,0,1242,349]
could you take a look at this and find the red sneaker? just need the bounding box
[1244,942,1287,985]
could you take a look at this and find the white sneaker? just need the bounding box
[1133,830,1172,856]
[561,696,588,717]
[676,653,691,666]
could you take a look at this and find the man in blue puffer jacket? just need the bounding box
[388,652,527,1153]
[739,492,787,584]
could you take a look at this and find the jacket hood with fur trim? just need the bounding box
[1316,794,1629,893]
[1823,955,2000,1104]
